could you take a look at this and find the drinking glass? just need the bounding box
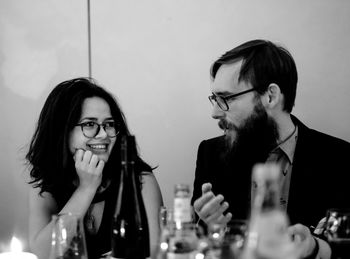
[324,208,350,259]
[49,213,88,259]
[222,219,247,258]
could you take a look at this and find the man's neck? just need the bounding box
[276,113,295,144]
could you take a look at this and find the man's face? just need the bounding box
[211,61,279,155]
[211,60,260,143]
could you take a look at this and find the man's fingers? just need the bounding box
[288,223,308,236]
[194,191,215,211]
[198,195,225,219]
[205,201,230,223]
[201,183,212,195]
[293,234,302,243]
[215,212,233,225]
[224,213,233,223]
[288,223,310,242]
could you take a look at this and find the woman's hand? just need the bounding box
[74,149,104,192]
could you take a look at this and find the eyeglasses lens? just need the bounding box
[82,123,117,138]
[209,95,227,111]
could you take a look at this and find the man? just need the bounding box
[191,39,350,258]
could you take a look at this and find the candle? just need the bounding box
[0,237,38,259]
[0,251,38,259]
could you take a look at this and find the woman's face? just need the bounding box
[69,97,117,163]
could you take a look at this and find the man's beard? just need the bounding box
[215,101,279,219]
[221,101,279,166]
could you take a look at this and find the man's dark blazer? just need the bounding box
[191,115,350,227]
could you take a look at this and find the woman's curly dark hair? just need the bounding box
[26,77,152,200]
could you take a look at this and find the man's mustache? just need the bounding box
[218,119,234,130]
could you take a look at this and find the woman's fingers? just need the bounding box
[75,150,102,173]
[96,159,105,174]
[89,153,100,169]
[74,150,104,189]
[74,148,85,162]
[82,150,93,165]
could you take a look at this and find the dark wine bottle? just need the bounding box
[111,135,150,259]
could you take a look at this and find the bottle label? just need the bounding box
[174,197,191,222]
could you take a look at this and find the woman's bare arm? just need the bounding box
[141,172,164,259]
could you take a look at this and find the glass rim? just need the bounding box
[327,208,350,214]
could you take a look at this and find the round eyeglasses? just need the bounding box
[75,121,119,138]
[208,88,257,111]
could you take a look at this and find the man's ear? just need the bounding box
[262,83,282,109]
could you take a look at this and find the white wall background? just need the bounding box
[1,0,349,249]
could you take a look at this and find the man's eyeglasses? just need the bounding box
[76,121,119,138]
[208,88,256,111]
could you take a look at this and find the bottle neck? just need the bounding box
[252,178,280,214]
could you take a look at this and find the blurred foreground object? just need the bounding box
[241,163,299,259]
[49,213,88,259]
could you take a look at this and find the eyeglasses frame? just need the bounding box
[208,88,257,111]
[75,121,119,138]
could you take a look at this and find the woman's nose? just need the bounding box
[94,125,108,138]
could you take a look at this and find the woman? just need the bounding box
[26,77,163,259]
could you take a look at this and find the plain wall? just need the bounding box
[1,0,349,249]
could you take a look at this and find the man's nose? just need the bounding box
[211,102,225,119]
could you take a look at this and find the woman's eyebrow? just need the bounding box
[80,117,114,122]
[80,117,98,121]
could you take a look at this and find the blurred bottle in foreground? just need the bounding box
[111,135,150,259]
[166,184,198,259]
[241,163,299,259]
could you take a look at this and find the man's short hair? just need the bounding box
[210,39,298,113]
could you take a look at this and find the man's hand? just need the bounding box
[289,223,332,259]
[288,223,316,258]
[193,183,232,225]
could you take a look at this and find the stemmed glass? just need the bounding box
[222,219,247,258]
[324,208,350,259]
[49,213,88,259]
[202,219,248,259]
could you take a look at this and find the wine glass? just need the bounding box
[49,213,88,259]
[222,219,247,258]
[324,208,350,259]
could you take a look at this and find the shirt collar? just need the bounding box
[273,125,298,164]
